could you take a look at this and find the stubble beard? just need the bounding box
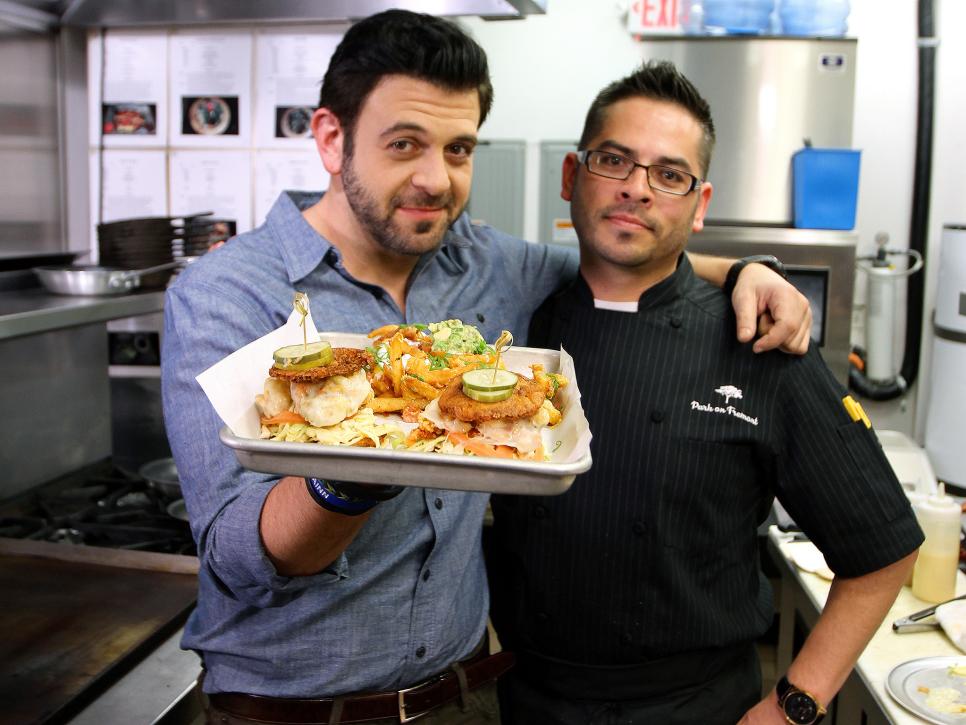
[341,151,460,257]
[572,188,694,271]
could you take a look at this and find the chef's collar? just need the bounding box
[572,252,695,312]
[269,190,470,284]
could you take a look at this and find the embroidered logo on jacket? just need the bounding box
[691,384,758,426]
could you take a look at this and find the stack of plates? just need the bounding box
[98,216,179,290]
[171,218,236,263]
[98,213,234,288]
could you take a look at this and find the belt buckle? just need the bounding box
[397,681,432,723]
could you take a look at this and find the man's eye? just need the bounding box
[659,167,686,182]
[390,139,415,152]
[601,154,625,166]
[446,143,473,158]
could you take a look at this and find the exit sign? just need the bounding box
[627,0,682,34]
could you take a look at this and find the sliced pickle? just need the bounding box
[462,387,515,403]
[462,369,518,402]
[462,369,518,392]
[273,341,333,371]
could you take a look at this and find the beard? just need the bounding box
[341,152,461,257]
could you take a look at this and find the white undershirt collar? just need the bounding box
[593,298,638,313]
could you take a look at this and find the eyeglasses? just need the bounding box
[577,149,702,196]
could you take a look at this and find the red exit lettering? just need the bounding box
[632,0,679,29]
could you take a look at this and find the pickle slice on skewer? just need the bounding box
[273,341,334,371]
[462,369,518,402]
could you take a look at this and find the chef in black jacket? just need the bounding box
[488,61,922,725]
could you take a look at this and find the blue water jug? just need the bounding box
[780,0,850,36]
[702,0,776,35]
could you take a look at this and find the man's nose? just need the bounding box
[411,152,451,197]
[620,165,653,202]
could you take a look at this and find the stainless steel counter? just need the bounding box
[67,627,203,725]
[0,288,165,341]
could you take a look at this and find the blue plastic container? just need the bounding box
[792,147,861,230]
[780,0,850,36]
[702,0,775,34]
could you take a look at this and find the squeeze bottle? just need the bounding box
[911,484,961,603]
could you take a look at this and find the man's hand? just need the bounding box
[738,690,786,724]
[732,262,812,354]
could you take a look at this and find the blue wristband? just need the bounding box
[305,477,379,516]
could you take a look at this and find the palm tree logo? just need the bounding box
[715,385,742,405]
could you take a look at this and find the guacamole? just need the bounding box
[428,319,488,354]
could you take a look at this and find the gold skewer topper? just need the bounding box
[491,330,513,382]
[293,292,310,350]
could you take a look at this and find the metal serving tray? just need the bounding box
[217,337,592,496]
[886,656,966,724]
[220,428,591,495]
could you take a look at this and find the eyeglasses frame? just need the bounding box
[576,149,703,196]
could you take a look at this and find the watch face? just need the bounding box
[784,691,819,724]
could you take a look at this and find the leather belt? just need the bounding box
[207,648,515,724]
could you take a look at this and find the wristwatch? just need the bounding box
[776,675,827,724]
[723,254,787,296]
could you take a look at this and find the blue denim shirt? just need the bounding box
[161,191,577,697]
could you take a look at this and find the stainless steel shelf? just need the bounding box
[0,289,165,341]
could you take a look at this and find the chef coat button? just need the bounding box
[422,569,431,582]
[650,410,665,423]
[622,632,634,645]
[536,612,549,623]
[434,497,443,510]
[415,646,426,658]
[533,505,548,519]
[669,316,682,328]
[632,521,646,536]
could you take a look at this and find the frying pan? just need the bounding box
[138,457,182,498]
[33,261,183,296]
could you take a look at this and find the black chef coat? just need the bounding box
[489,254,923,676]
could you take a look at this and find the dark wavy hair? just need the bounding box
[578,60,716,177]
[317,10,493,154]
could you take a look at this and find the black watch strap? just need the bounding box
[723,254,787,296]
[777,675,826,724]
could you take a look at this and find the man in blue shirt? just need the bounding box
[162,10,810,725]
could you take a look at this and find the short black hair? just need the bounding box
[578,60,716,177]
[318,10,493,152]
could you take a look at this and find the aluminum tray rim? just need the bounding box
[219,426,592,495]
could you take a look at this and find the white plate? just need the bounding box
[886,656,966,723]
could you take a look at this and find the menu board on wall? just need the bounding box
[96,149,168,222]
[253,28,345,149]
[88,30,168,148]
[253,150,330,225]
[89,149,168,259]
[170,150,253,232]
[169,31,253,148]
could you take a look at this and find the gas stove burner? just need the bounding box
[0,459,196,556]
[50,527,85,545]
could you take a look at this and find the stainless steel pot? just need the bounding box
[32,262,182,296]
[138,457,182,498]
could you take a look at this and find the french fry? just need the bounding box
[402,375,440,401]
[369,396,408,413]
[368,324,398,340]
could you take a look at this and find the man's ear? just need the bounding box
[560,152,580,202]
[691,180,714,233]
[311,107,346,175]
